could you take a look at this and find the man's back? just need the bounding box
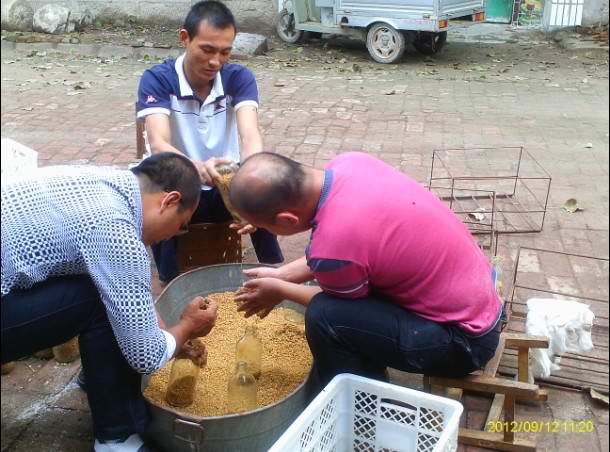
[309,152,501,335]
[1,166,143,296]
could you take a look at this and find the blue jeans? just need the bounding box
[305,292,501,387]
[152,187,284,282]
[1,275,148,442]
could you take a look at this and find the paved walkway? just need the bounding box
[1,31,608,451]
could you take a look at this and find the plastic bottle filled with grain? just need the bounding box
[212,163,244,224]
[165,339,208,408]
[227,361,257,413]
[1,362,16,375]
[53,337,80,363]
[235,324,263,379]
[34,348,54,360]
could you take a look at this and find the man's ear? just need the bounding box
[161,191,182,212]
[275,212,300,226]
[179,29,190,47]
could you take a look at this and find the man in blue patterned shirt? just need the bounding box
[1,153,218,452]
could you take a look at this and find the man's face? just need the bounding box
[145,201,196,246]
[181,21,236,84]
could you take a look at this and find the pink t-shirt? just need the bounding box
[306,152,501,335]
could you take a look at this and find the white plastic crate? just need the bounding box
[269,374,463,452]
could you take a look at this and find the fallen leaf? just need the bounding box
[589,388,609,405]
[73,82,92,90]
[95,138,110,146]
[563,198,583,213]
[468,208,487,222]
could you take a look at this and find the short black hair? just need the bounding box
[131,152,201,211]
[184,1,237,39]
[230,152,306,221]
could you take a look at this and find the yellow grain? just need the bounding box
[143,291,312,416]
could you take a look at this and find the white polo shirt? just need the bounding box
[136,54,259,165]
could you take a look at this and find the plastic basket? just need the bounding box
[269,374,463,452]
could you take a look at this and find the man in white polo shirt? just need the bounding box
[136,1,283,284]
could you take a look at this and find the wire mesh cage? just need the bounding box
[428,147,552,234]
[501,246,609,392]
[429,186,499,257]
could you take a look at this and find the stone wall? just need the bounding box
[2,0,279,33]
[582,0,609,26]
[2,0,607,32]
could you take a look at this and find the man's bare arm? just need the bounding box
[236,106,263,160]
[144,114,183,155]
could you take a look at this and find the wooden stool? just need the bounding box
[423,332,549,451]
[176,222,242,273]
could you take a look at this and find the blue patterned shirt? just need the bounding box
[1,166,172,373]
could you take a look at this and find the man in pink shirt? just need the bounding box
[231,152,502,386]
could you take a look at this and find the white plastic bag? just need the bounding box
[526,297,595,382]
[1,138,39,184]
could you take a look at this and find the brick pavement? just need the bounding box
[1,35,608,451]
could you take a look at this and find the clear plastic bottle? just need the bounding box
[235,325,263,379]
[34,348,54,360]
[227,361,257,413]
[213,163,244,223]
[1,362,16,375]
[52,336,80,363]
[165,339,207,408]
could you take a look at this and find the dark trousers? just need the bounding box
[152,188,284,283]
[305,292,501,388]
[1,275,148,442]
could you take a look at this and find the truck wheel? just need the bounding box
[366,23,406,64]
[413,31,447,55]
[276,9,304,44]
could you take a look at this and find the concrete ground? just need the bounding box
[1,24,608,451]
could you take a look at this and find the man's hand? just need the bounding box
[180,296,218,337]
[229,222,257,235]
[235,278,285,318]
[243,267,284,280]
[197,157,231,186]
[180,339,208,367]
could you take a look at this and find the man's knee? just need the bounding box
[305,293,329,337]
[305,292,346,342]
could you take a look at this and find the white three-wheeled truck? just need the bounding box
[276,0,486,63]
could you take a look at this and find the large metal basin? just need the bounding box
[142,264,313,452]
